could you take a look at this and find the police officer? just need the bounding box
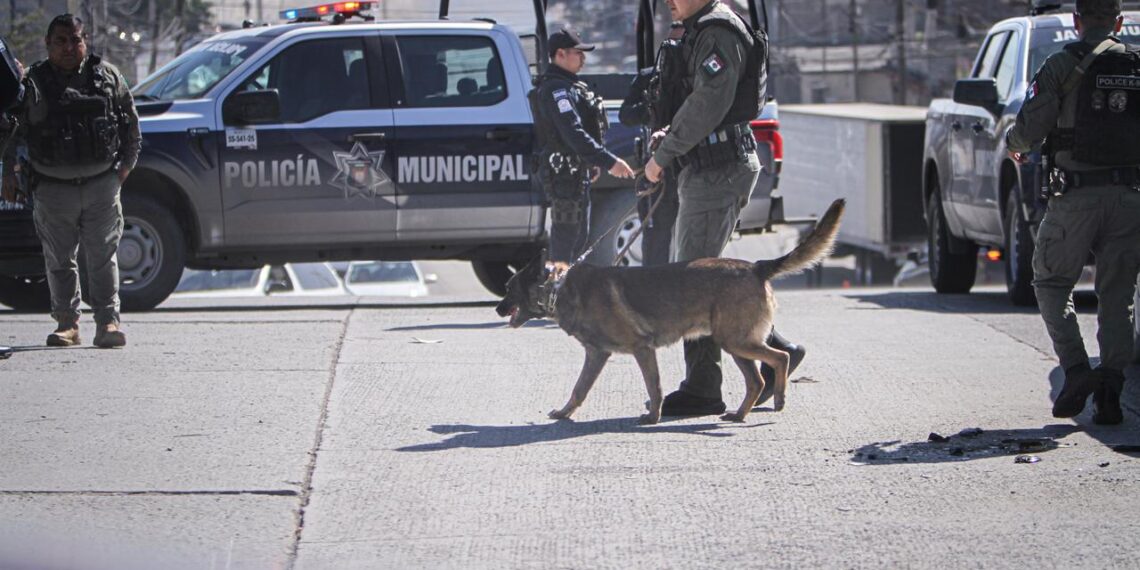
[642,0,804,416]
[1007,0,1140,425]
[531,28,634,264]
[1,14,141,349]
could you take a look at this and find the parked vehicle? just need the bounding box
[172,262,344,298]
[344,260,433,297]
[0,0,788,309]
[922,1,1140,305]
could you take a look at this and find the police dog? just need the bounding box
[496,199,845,424]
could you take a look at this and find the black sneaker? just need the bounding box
[1053,363,1099,419]
[661,390,726,416]
[1092,369,1124,425]
[755,344,808,407]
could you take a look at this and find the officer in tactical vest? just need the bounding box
[1007,0,1140,425]
[531,28,634,264]
[641,0,804,416]
[1,14,141,349]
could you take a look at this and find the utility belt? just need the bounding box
[676,122,757,170]
[33,166,115,187]
[1046,165,1140,198]
[542,152,587,181]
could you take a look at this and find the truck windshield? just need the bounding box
[134,37,268,101]
[1030,17,1140,78]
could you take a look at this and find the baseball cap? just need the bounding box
[548,28,595,57]
[1076,0,1122,17]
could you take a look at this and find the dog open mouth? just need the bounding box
[508,306,523,328]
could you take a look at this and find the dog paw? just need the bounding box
[548,409,571,420]
[638,413,661,425]
[721,412,746,423]
[773,398,785,412]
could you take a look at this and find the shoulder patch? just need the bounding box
[552,88,569,100]
[557,98,574,113]
[1027,81,1038,100]
[701,52,726,77]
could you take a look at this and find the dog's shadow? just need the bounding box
[396,417,768,452]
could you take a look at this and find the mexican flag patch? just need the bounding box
[701,53,725,76]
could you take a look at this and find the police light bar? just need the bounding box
[280,1,374,21]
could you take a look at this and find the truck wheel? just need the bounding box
[472,260,528,297]
[117,195,186,311]
[585,188,641,267]
[1004,192,1037,307]
[0,275,50,312]
[927,191,976,294]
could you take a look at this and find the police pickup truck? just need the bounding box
[0,0,784,310]
[922,1,1140,305]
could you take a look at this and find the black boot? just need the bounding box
[661,338,725,416]
[1053,363,1099,419]
[756,329,807,407]
[1092,369,1124,425]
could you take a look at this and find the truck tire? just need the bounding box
[1004,191,1037,307]
[0,275,50,312]
[117,194,186,311]
[584,188,641,267]
[472,260,529,297]
[927,191,976,294]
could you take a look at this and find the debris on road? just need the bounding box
[928,432,950,443]
[1015,455,1041,464]
[791,377,819,384]
[411,337,444,344]
[1099,462,1111,468]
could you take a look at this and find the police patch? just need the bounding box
[701,53,725,77]
[557,98,573,113]
[1027,81,1038,100]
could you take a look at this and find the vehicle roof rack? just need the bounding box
[280,1,375,24]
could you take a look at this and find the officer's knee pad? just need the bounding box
[551,198,585,224]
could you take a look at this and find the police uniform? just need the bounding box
[3,54,141,346]
[648,0,788,413]
[1007,0,1140,424]
[530,31,616,264]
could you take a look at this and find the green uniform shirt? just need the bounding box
[3,56,142,180]
[653,0,750,168]
[1006,27,1125,172]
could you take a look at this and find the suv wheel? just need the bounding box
[1004,191,1037,306]
[0,275,50,312]
[584,188,640,267]
[927,189,977,294]
[117,195,186,311]
[472,260,528,297]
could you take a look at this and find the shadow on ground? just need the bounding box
[844,290,1098,315]
[395,417,766,452]
[388,318,558,332]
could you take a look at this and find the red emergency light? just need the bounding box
[280,1,373,21]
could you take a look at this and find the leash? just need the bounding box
[573,173,664,267]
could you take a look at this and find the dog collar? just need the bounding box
[539,264,571,317]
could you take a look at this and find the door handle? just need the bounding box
[485,127,526,141]
[349,132,387,142]
[972,122,986,134]
[951,121,963,131]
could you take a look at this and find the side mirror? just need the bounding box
[223,89,281,125]
[953,78,1000,110]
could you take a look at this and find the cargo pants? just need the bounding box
[546,176,591,264]
[674,152,761,399]
[32,171,124,327]
[1032,186,1140,373]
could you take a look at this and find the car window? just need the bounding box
[176,269,261,292]
[293,263,340,290]
[395,36,506,108]
[237,37,370,122]
[349,262,419,283]
[994,31,1021,101]
[973,31,1009,79]
[135,38,268,100]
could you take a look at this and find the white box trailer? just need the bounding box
[777,104,928,282]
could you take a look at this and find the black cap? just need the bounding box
[1076,0,1122,18]
[548,28,595,57]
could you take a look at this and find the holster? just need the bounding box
[677,123,757,171]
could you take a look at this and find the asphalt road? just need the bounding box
[1,268,1138,569]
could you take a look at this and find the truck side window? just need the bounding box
[395,36,506,108]
[973,31,1010,79]
[993,32,1022,101]
[237,38,371,122]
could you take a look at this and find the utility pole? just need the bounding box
[895,0,907,105]
[850,0,860,101]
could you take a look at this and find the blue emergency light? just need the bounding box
[280,1,374,21]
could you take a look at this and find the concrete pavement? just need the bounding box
[1,286,1138,569]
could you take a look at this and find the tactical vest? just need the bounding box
[528,74,607,164]
[1053,40,1140,167]
[653,35,689,128]
[25,56,122,169]
[677,3,768,127]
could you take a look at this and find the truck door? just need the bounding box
[949,30,1010,236]
[385,31,538,243]
[218,34,397,247]
[973,28,1023,238]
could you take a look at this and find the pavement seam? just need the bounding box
[285,308,353,569]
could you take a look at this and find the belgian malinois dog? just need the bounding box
[496,199,845,424]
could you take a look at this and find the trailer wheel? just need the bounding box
[1004,191,1037,307]
[927,190,976,294]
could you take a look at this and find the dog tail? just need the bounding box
[756,199,846,280]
